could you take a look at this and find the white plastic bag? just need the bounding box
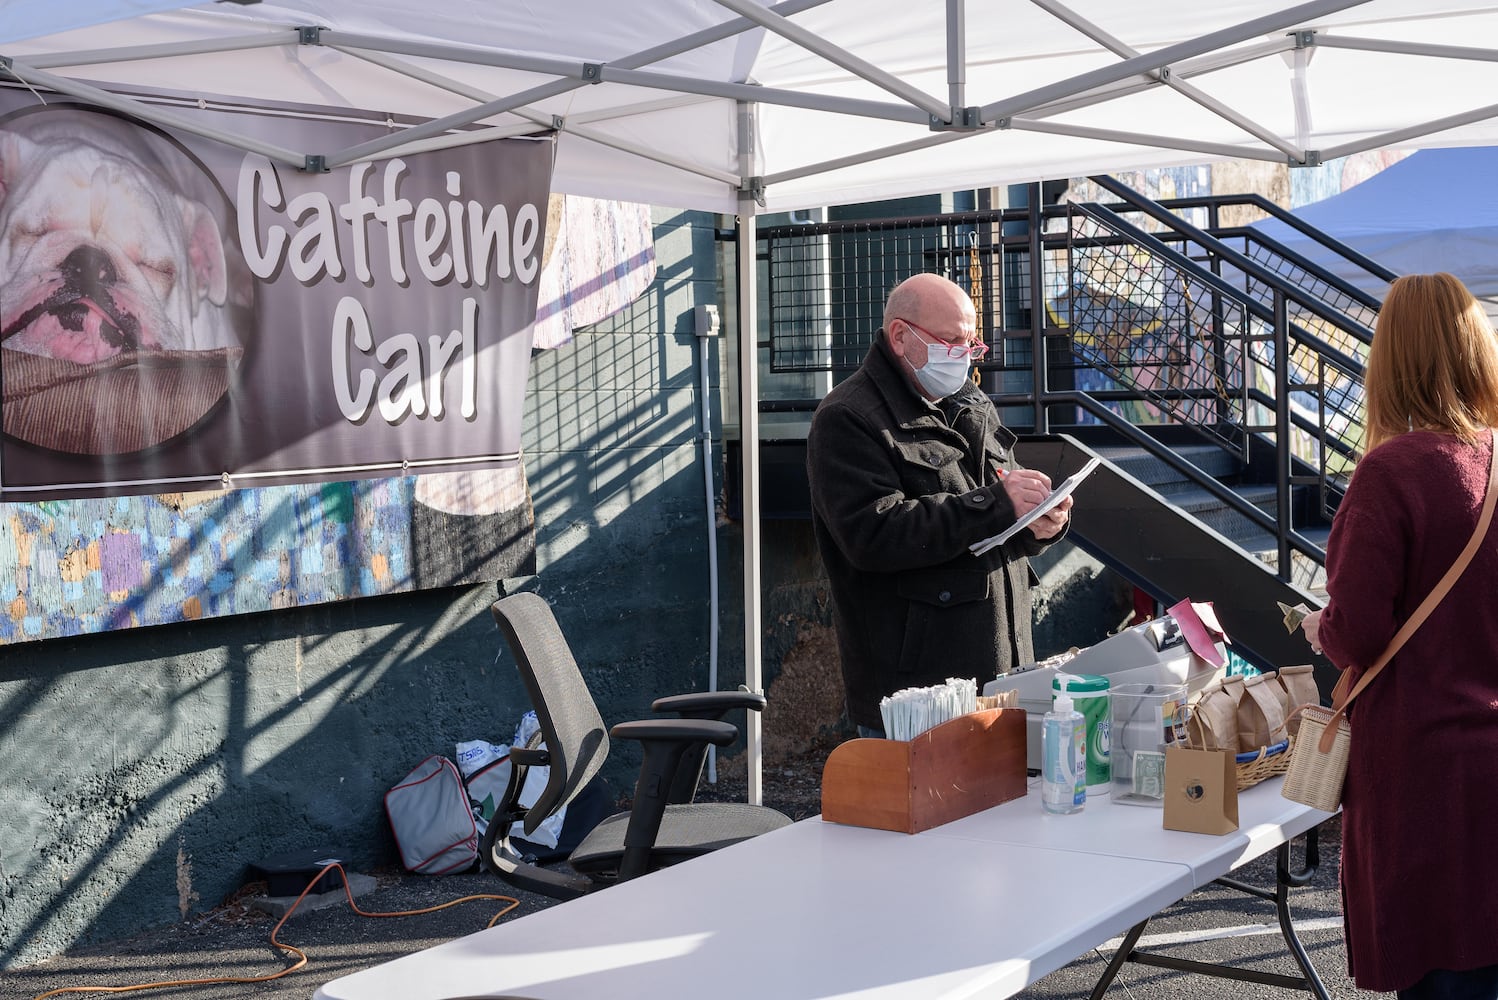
[455,739,508,778]
[508,711,566,850]
[455,739,513,836]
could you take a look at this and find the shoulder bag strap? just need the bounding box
[1315,434,1498,753]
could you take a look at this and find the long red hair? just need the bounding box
[1363,272,1498,452]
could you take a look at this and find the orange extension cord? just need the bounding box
[31,862,520,1000]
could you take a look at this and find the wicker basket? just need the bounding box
[1280,705,1351,811]
[1234,737,1293,791]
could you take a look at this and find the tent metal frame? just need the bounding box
[9,0,1498,796]
[14,0,1498,183]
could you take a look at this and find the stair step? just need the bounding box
[1166,483,1277,513]
[1089,442,1330,597]
[1094,443,1242,487]
[1159,485,1278,544]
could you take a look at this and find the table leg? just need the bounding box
[1091,827,1331,1000]
[1273,834,1332,1000]
[1088,919,1149,1000]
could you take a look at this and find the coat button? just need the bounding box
[939,591,952,602]
[972,493,986,504]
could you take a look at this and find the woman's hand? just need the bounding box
[1301,608,1324,655]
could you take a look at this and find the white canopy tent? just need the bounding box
[9,1,1498,213]
[8,0,1498,798]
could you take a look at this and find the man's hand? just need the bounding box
[1000,468,1070,538]
[1028,494,1071,539]
[1000,468,1052,517]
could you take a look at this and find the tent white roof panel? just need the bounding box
[8,1,1498,213]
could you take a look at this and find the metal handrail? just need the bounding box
[754,179,1385,587]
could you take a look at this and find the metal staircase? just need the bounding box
[754,177,1400,692]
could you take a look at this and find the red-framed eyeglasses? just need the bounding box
[898,318,989,360]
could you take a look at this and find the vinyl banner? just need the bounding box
[0,93,553,500]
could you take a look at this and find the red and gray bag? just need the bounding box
[384,755,478,874]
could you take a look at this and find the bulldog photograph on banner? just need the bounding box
[0,93,553,501]
[0,107,252,457]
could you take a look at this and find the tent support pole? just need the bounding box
[736,101,764,807]
[1028,0,1300,159]
[946,0,966,113]
[1009,117,1290,163]
[712,0,949,122]
[1320,100,1498,160]
[0,61,307,167]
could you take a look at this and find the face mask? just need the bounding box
[911,351,971,399]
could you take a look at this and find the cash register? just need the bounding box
[983,612,1227,770]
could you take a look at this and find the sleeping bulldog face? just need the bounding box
[0,126,233,362]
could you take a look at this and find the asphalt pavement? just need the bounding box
[8,816,1355,1000]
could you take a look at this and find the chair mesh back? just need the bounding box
[491,593,609,837]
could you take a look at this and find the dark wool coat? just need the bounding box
[1318,429,1498,992]
[805,338,1062,731]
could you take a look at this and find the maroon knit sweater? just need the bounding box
[1318,429,1498,992]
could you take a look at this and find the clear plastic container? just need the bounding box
[1109,682,1188,807]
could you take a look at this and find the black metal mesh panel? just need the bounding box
[1239,237,1380,330]
[1058,204,1253,454]
[762,215,1005,373]
[1061,202,1366,511]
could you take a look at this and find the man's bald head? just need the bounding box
[882,273,981,400]
[883,272,973,333]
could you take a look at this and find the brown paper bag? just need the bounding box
[1237,673,1288,752]
[1186,675,1242,751]
[1272,665,1320,737]
[1162,747,1239,835]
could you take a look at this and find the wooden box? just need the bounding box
[820,708,1027,834]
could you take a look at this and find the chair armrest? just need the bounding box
[510,744,550,767]
[649,693,766,806]
[651,690,767,718]
[610,718,738,746]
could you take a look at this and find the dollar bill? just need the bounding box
[1133,749,1166,799]
[1276,600,1314,633]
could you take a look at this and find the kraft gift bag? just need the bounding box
[1163,746,1239,835]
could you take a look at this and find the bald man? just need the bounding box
[806,272,1070,737]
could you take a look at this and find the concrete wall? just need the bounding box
[0,583,519,967]
[0,208,733,970]
[0,205,1130,970]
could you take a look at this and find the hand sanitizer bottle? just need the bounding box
[1042,680,1086,814]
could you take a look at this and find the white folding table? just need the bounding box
[932,775,1327,886]
[313,779,1333,1000]
[929,777,1337,1000]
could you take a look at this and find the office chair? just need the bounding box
[482,592,792,899]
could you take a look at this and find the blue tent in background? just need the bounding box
[1253,147,1498,301]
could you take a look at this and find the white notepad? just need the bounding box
[969,457,1101,556]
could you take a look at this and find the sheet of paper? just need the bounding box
[970,457,1101,556]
